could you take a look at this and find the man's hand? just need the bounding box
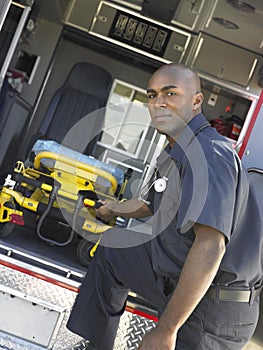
[95,198,152,221]
[138,326,177,350]
[95,202,117,222]
[139,224,226,350]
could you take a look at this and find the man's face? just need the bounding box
[147,70,198,140]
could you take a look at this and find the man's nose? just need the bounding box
[154,95,167,108]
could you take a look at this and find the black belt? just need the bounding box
[206,286,262,304]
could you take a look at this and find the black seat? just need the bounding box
[0,78,18,139]
[31,61,112,155]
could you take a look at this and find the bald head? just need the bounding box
[149,63,201,94]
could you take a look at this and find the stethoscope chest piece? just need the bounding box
[154,177,167,192]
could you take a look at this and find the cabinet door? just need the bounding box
[66,0,99,31]
[0,0,11,30]
[0,2,30,87]
[171,0,216,32]
[239,91,263,169]
[191,33,259,87]
[203,0,263,56]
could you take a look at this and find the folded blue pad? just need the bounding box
[32,140,124,186]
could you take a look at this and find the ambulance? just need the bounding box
[0,1,262,349]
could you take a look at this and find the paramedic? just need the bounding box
[67,63,263,350]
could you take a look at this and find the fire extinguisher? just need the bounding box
[226,115,243,140]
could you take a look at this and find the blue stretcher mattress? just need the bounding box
[32,140,124,186]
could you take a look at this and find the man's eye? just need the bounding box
[167,92,176,96]
[147,94,156,99]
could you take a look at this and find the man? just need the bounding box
[67,63,262,349]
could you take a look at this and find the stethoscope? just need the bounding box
[138,121,210,205]
[138,170,168,205]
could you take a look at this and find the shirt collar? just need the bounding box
[156,113,209,165]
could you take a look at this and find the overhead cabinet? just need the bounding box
[202,0,263,56]
[189,33,259,88]
[170,0,217,32]
[67,0,195,65]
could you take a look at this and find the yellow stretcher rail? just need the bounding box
[33,151,119,194]
[1,187,39,212]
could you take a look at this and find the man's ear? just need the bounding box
[193,92,204,110]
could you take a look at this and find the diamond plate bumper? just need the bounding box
[0,253,157,350]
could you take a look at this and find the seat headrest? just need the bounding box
[64,62,112,100]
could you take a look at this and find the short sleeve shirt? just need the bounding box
[151,114,263,288]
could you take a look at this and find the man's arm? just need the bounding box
[138,223,226,350]
[95,198,153,222]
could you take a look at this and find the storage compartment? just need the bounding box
[190,33,259,88]
[203,0,263,55]
[0,287,64,347]
[200,78,254,142]
[88,1,194,64]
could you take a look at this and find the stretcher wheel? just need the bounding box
[76,239,94,267]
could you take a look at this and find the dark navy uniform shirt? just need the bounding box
[150,113,263,288]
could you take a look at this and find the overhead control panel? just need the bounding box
[109,10,171,57]
[89,1,195,64]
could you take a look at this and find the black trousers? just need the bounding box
[67,229,259,350]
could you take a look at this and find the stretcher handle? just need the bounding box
[78,190,103,209]
[14,172,54,192]
[33,151,118,193]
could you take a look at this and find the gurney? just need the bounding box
[0,140,132,266]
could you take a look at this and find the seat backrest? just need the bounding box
[37,62,112,155]
[0,78,18,138]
